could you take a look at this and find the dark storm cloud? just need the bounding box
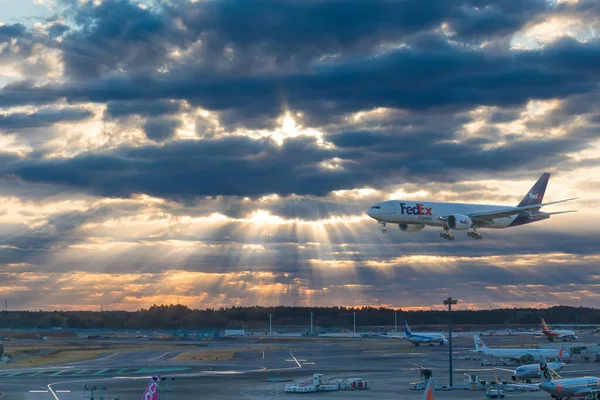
[60,0,186,79]
[1,126,588,199]
[0,23,27,39]
[104,100,182,119]
[0,108,93,130]
[142,118,181,142]
[2,36,597,125]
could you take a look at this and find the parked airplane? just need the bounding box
[404,321,447,346]
[539,355,600,399]
[471,335,569,362]
[367,172,577,241]
[507,347,566,383]
[542,318,578,342]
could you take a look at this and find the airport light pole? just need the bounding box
[394,310,398,332]
[269,313,272,335]
[353,312,356,334]
[310,312,314,334]
[443,297,458,388]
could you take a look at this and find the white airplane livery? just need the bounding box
[471,335,569,362]
[509,347,566,383]
[367,173,577,241]
[403,321,448,346]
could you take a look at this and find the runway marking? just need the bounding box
[55,390,71,393]
[92,368,109,375]
[148,352,171,361]
[47,384,60,400]
[29,390,49,393]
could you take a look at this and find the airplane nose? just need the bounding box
[367,209,374,218]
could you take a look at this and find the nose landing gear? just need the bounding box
[379,221,387,233]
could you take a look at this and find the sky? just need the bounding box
[0,0,599,311]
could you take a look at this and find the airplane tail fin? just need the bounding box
[541,318,549,331]
[556,345,563,362]
[141,375,160,400]
[473,334,488,351]
[517,173,550,207]
[423,377,435,400]
[403,320,412,336]
[540,355,552,382]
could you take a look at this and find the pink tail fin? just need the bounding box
[141,375,160,400]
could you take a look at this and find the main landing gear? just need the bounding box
[379,221,387,233]
[440,228,455,241]
[467,229,483,240]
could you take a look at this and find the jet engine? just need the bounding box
[447,215,473,230]
[399,224,425,233]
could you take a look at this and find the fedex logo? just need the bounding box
[529,192,540,200]
[399,203,432,216]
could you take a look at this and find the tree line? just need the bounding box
[0,305,596,331]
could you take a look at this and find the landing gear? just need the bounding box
[379,221,387,233]
[440,228,455,241]
[467,229,483,240]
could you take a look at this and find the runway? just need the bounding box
[1,334,599,399]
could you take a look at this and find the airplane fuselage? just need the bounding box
[368,200,548,229]
[540,377,600,397]
[543,329,577,341]
[514,361,565,380]
[471,348,565,362]
[405,333,447,346]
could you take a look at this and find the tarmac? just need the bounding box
[2,333,600,399]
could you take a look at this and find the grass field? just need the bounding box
[1,343,200,367]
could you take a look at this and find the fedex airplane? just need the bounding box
[471,335,569,362]
[403,321,448,346]
[542,318,578,342]
[539,355,600,399]
[367,173,577,241]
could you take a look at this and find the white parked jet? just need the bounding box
[507,347,566,383]
[539,355,600,399]
[367,173,577,241]
[471,335,569,362]
[403,321,448,346]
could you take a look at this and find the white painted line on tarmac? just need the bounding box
[55,390,71,393]
[29,390,49,393]
[149,352,170,361]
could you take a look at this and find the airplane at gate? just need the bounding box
[367,173,577,241]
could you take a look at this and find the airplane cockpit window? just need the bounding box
[371,206,381,209]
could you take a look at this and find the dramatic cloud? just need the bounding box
[0,0,598,310]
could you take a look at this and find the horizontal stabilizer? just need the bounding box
[544,210,578,216]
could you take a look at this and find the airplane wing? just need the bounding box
[465,198,577,224]
[493,367,517,373]
[503,382,540,391]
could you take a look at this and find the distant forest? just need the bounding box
[0,305,598,331]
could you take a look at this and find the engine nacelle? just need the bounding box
[447,215,472,230]
[398,224,425,233]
